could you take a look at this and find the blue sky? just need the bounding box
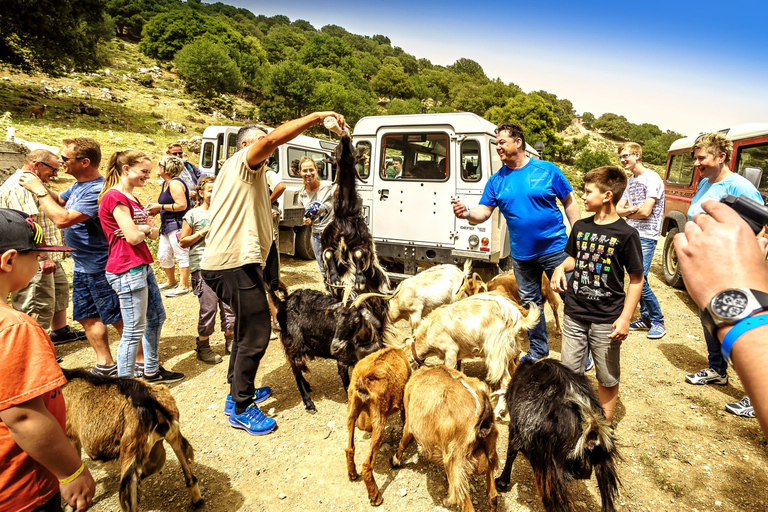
[232,0,768,136]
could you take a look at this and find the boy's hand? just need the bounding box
[60,465,95,512]
[551,268,567,292]
[40,258,57,275]
[609,317,629,340]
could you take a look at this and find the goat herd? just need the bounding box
[58,133,619,512]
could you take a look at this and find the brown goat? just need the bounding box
[62,369,202,512]
[392,366,499,512]
[29,105,46,118]
[345,347,411,505]
[487,271,562,335]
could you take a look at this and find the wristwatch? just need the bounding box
[34,188,48,198]
[701,288,768,338]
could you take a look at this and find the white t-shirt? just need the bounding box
[620,168,665,240]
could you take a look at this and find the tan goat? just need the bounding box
[487,271,562,335]
[345,347,411,505]
[29,105,46,118]
[62,369,202,512]
[408,292,540,417]
[392,365,499,512]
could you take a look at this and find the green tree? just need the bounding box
[291,19,315,32]
[357,53,381,79]
[628,123,662,144]
[593,113,631,140]
[0,0,113,74]
[262,25,307,64]
[575,148,613,173]
[397,52,419,75]
[301,34,352,68]
[174,39,242,96]
[486,93,562,160]
[643,130,684,165]
[263,61,316,120]
[371,64,415,99]
[533,90,575,132]
[387,98,422,115]
[448,58,486,79]
[582,112,596,129]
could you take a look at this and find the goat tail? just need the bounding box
[356,377,370,403]
[519,301,541,331]
[475,390,495,439]
[481,300,527,385]
[593,451,621,512]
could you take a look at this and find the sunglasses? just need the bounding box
[170,152,183,156]
[36,161,60,172]
[59,155,84,163]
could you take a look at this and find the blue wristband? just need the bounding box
[721,313,768,364]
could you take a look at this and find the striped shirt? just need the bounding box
[0,170,65,261]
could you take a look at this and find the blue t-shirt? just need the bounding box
[688,173,762,219]
[59,177,109,273]
[480,159,573,260]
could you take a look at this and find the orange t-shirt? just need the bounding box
[0,303,67,512]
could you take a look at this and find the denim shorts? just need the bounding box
[72,270,122,325]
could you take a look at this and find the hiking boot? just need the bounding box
[224,334,234,355]
[142,365,185,384]
[89,364,118,378]
[725,396,755,418]
[196,337,223,365]
[164,287,190,298]
[520,352,545,364]
[685,368,728,386]
[229,403,276,435]
[158,281,178,291]
[629,317,652,330]
[223,388,273,415]
[49,325,87,345]
[648,322,667,340]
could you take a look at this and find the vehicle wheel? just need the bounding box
[663,226,685,289]
[294,225,315,260]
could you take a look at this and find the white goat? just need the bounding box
[407,293,540,418]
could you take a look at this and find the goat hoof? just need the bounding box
[369,490,383,506]
[192,498,205,509]
[348,470,358,481]
[305,405,317,414]
[494,477,510,492]
[390,454,401,467]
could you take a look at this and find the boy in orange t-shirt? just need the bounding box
[0,209,95,512]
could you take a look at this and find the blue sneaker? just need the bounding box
[223,387,272,416]
[228,403,276,435]
[629,317,651,330]
[520,352,544,364]
[586,353,594,372]
[647,322,666,340]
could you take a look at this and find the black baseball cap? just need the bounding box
[0,209,74,253]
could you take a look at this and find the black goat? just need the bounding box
[321,133,389,297]
[271,288,383,412]
[495,359,620,512]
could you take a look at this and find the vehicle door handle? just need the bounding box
[379,189,389,201]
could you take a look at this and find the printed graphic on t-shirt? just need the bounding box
[572,228,618,300]
[132,205,148,226]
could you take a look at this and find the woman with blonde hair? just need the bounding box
[297,156,336,278]
[98,150,184,382]
[147,156,191,297]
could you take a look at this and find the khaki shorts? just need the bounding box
[560,314,621,387]
[10,260,69,330]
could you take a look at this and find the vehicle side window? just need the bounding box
[226,133,238,160]
[355,141,371,179]
[461,140,481,182]
[287,147,332,180]
[201,142,214,169]
[666,153,694,186]
[735,142,768,195]
[380,133,449,181]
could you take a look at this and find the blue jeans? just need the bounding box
[106,265,166,377]
[312,232,325,278]
[700,309,728,374]
[639,238,664,324]
[511,249,568,357]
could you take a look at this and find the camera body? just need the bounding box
[721,195,768,234]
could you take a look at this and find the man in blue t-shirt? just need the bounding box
[19,138,122,377]
[452,122,581,361]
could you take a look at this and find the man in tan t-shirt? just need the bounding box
[202,111,347,436]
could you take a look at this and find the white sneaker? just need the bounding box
[725,396,755,418]
[164,287,190,298]
[685,368,728,386]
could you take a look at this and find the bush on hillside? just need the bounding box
[174,40,242,97]
[575,148,613,174]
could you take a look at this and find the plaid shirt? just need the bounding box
[0,169,65,261]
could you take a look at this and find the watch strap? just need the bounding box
[721,312,768,364]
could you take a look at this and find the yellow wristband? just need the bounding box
[59,462,85,485]
[556,266,565,273]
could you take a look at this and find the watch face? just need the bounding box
[712,290,750,320]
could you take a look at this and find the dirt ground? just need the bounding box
[57,247,768,512]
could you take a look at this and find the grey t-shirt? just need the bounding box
[183,206,210,273]
[298,182,336,234]
[620,169,665,240]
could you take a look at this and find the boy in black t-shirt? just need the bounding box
[552,166,644,423]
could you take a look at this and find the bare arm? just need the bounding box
[179,219,207,249]
[616,199,634,217]
[113,204,147,246]
[610,273,643,339]
[551,256,576,292]
[626,197,656,220]
[561,192,581,227]
[451,200,494,224]
[270,182,286,203]
[246,112,347,169]
[0,395,95,512]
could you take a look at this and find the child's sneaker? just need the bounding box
[585,353,594,372]
[223,388,273,415]
[725,396,755,418]
[520,352,545,364]
[629,317,651,330]
[647,322,666,340]
[685,368,728,386]
[229,403,276,435]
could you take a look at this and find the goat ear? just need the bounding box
[360,308,381,329]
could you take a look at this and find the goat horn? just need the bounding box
[342,283,353,306]
[352,291,393,307]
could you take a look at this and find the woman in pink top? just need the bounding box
[98,150,183,382]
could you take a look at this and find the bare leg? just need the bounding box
[598,383,619,423]
[180,266,190,290]
[51,308,68,331]
[267,294,278,324]
[162,267,176,286]
[78,317,116,366]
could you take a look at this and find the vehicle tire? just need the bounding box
[294,225,315,260]
[663,226,685,289]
